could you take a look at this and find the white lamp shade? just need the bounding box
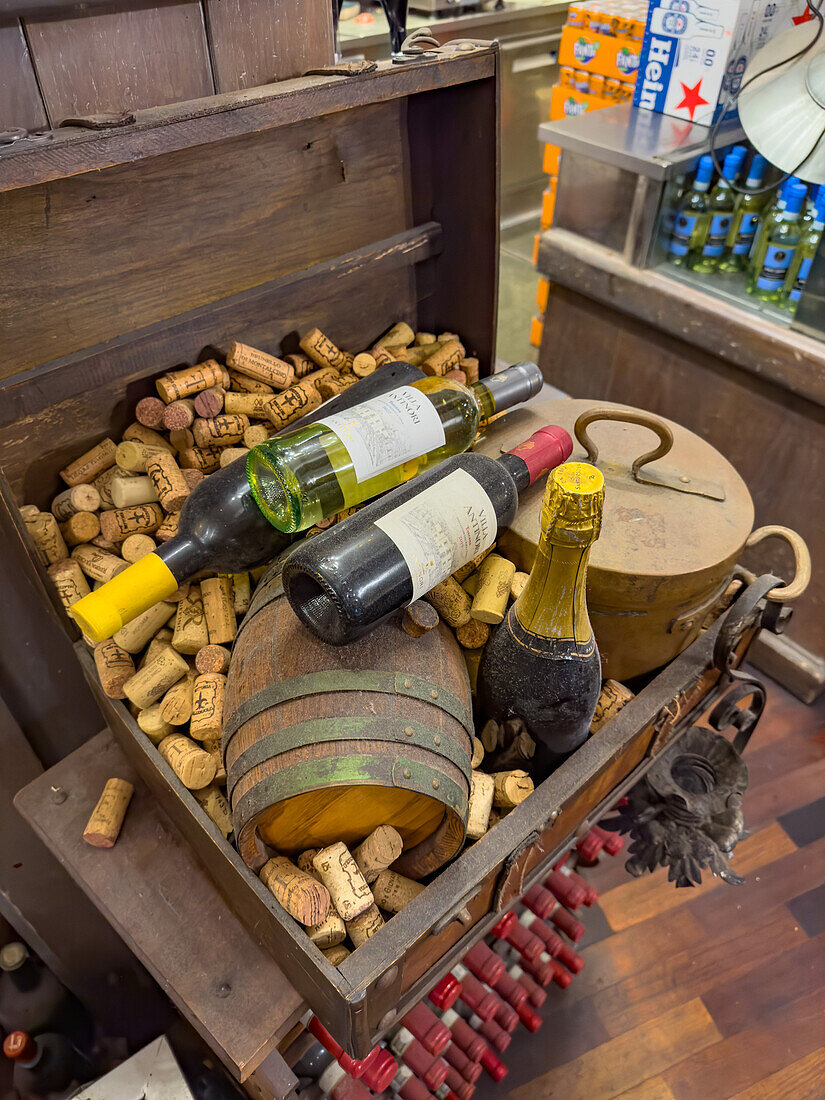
[738,21,825,184]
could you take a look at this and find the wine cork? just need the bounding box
[461,358,480,385]
[471,737,484,768]
[114,601,176,654]
[227,369,274,394]
[444,369,467,385]
[201,737,226,785]
[145,452,190,514]
[181,468,204,492]
[591,679,635,733]
[413,332,435,345]
[297,849,321,877]
[51,484,100,522]
[224,392,273,418]
[347,905,385,948]
[48,559,91,611]
[462,574,478,597]
[299,328,352,372]
[371,870,425,913]
[466,772,496,839]
[172,586,209,655]
[59,511,99,547]
[155,513,181,542]
[195,644,231,674]
[193,415,249,449]
[312,842,374,922]
[402,600,440,638]
[352,825,404,883]
[93,639,135,699]
[162,400,196,432]
[307,911,347,949]
[94,466,131,510]
[260,856,331,926]
[158,733,217,790]
[193,387,225,418]
[110,475,159,509]
[71,545,127,582]
[455,618,490,650]
[453,545,496,584]
[178,447,222,473]
[351,353,377,378]
[317,375,354,400]
[156,360,228,403]
[201,576,236,645]
[60,439,117,487]
[422,340,464,377]
[99,503,164,543]
[123,645,189,709]
[28,513,69,566]
[20,504,40,522]
[227,342,294,390]
[189,672,226,741]
[136,396,167,429]
[169,428,195,453]
[301,367,339,392]
[219,448,249,468]
[471,554,516,625]
[82,778,134,848]
[266,381,323,430]
[121,534,157,563]
[232,572,251,616]
[117,440,169,474]
[425,577,472,628]
[137,703,173,744]
[510,571,529,601]
[192,784,233,838]
[322,944,350,965]
[284,353,315,378]
[159,671,196,726]
[122,422,174,454]
[492,770,534,809]
[243,424,269,449]
[90,535,122,554]
[479,719,502,753]
[373,321,414,350]
[372,345,393,366]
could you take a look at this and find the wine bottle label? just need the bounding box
[756,244,796,290]
[375,469,497,600]
[318,386,445,483]
[668,213,697,256]
[702,212,731,256]
[732,213,759,254]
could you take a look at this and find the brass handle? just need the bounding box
[574,408,675,479]
[743,526,811,602]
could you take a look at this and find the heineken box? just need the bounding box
[633,0,810,126]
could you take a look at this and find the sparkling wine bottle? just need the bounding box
[282,423,572,645]
[248,362,543,534]
[478,462,605,780]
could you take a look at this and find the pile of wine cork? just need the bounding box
[257,825,431,965]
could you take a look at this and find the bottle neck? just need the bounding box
[469,363,542,424]
[514,533,595,642]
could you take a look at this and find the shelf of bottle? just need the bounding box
[653,262,794,330]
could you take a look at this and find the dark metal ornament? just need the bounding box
[603,725,751,888]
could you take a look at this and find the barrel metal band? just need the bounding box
[234,755,469,837]
[227,716,471,800]
[222,669,474,757]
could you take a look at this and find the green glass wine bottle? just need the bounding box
[246,363,542,533]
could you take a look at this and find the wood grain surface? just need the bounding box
[0,19,47,131]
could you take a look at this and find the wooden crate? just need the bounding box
[0,46,772,1058]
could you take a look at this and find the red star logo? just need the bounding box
[676,79,710,120]
[793,6,814,21]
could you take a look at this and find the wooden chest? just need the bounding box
[0,46,776,1060]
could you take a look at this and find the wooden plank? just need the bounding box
[597,822,797,932]
[0,49,497,193]
[0,98,408,376]
[508,999,721,1100]
[13,731,306,1082]
[0,19,47,130]
[617,1079,677,1100]
[204,0,333,92]
[24,2,214,126]
[662,987,825,1099]
[727,1048,825,1100]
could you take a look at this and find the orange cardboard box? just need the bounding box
[541,180,557,230]
[532,232,541,267]
[536,277,550,313]
[558,25,641,82]
[550,84,612,121]
[530,315,544,349]
[543,143,561,176]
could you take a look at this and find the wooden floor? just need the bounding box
[476,671,825,1100]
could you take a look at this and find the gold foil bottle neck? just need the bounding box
[540,462,605,545]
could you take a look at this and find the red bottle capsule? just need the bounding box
[509,964,547,1008]
[444,1067,475,1100]
[555,941,585,975]
[403,1003,451,1056]
[439,1010,486,1063]
[544,870,586,910]
[491,969,529,1011]
[361,1045,398,1093]
[391,1030,448,1091]
[436,1086,467,1100]
[576,830,604,863]
[521,953,554,988]
[592,824,624,856]
[542,954,573,989]
[463,941,505,986]
[557,865,598,907]
[479,1046,508,1082]
[318,1062,372,1099]
[304,1014,365,1078]
[429,974,462,1012]
[451,965,498,1022]
[491,913,544,963]
[443,1041,482,1084]
[392,1065,435,1100]
[550,904,586,944]
[469,1013,510,1054]
[519,911,564,957]
[522,883,556,920]
[517,1003,542,1032]
[493,1000,519,1034]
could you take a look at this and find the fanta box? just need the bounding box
[550,84,613,121]
[559,24,643,81]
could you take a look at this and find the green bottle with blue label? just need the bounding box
[750,177,804,272]
[718,154,767,273]
[782,192,825,311]
[688,150,743,273]
[668,156,714,267]
[748,182,807,303]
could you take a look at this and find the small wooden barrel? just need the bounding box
[224,565,473,878]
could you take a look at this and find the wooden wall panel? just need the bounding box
[205,0,334,92]
[24,1,214,125]
[0,19,47,131]
[0,99,409,375]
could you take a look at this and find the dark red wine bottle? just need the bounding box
[4,1031,90,1096]
[0,943,92,1051]
[282,425,573,645]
